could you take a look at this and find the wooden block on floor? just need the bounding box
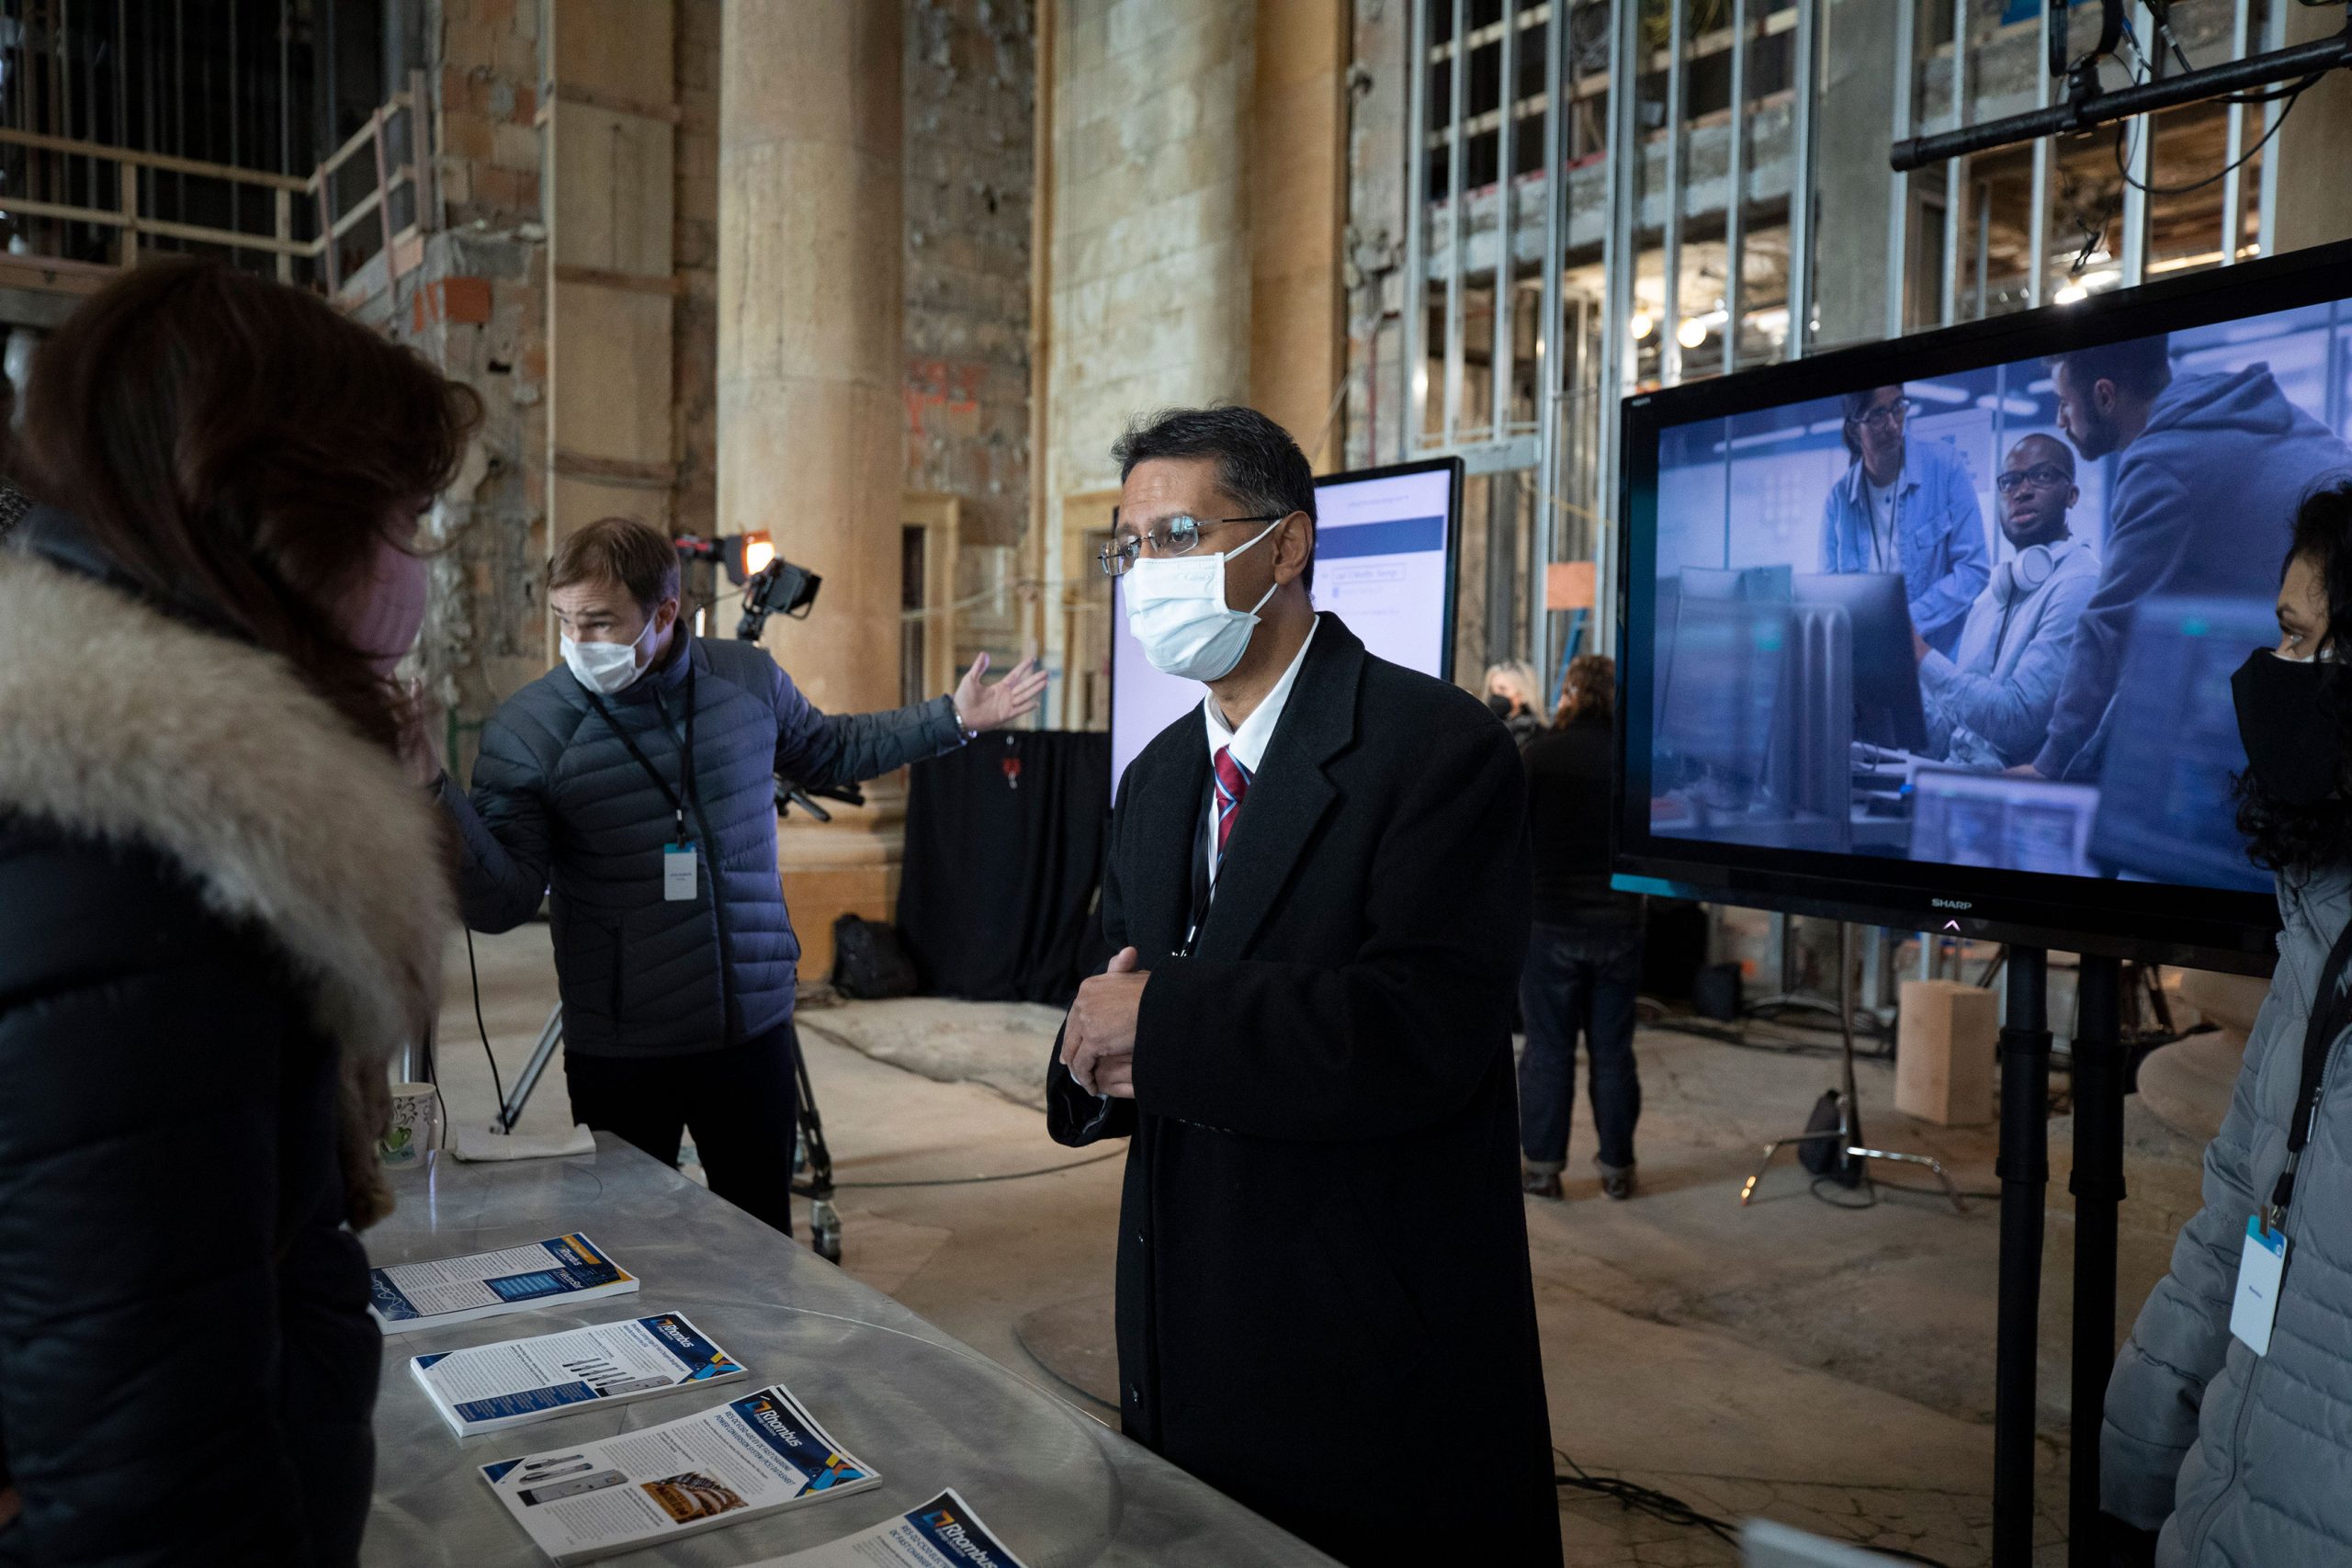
[1895,978,1998,1127]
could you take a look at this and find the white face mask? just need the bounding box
[562,615,658,694]
[1122,519,1284,682]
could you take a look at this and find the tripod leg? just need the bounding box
[786,1027,843,1263]
[1738,1130,1846,1205]
[1849,1145,1968,1213]
[499,1002,566,1134]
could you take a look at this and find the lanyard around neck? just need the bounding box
[585,658,697,845]
[2269,912,2352,1228]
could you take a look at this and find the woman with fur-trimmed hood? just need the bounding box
[0,263,475,1565]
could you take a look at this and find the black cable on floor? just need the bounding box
[1554,1460,1736,1547]
[834,1147,1125,1190]
[464,928,508,1128]
[1553,1447,1954,1567]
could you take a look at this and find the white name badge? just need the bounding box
[662,842,698,902]
[2231,1214,2289,1357]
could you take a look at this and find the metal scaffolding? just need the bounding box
[1398,0,2310,694]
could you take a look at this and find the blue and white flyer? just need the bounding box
[479,1381,880,1564]
[745,1488,1033,1568]
[412,1312,747,1438]
[368,1233,638,1334]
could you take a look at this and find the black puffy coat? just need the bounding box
[0,527,449,1565]
[437,632,965,1056]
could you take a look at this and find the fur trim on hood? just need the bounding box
[0,551,450,1228]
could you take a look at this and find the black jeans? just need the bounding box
[564,1019,800,1236]
[1518,920,1644,1173]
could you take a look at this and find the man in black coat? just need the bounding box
[1048,408,1559,1566]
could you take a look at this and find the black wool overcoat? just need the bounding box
[1048,614,1561,1568]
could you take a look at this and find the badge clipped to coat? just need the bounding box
[2231,1215,2287,1356]
[663,840,698,902]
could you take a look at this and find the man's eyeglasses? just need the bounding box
[1853,398,1915,433]
[1098,511,1284,577]
[1994,463,2073,494]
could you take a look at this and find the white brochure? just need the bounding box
[368,1233,638,1334]
[412,1311,747,1438]
[479,1381,879,1564]
[744,1487,1033,1568]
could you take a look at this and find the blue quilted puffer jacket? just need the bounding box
[2103,868,2352,1564]
[437,631,963,1056]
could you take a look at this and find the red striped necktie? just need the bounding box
[1213,745,1251,869]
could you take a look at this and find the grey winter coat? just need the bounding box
[2103,867,2352,1564]
[438,631,964,1056]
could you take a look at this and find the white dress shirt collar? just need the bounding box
[1199,621,1317,893]
[1203,619,1319,775]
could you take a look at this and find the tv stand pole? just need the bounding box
[2069,954,2127,1568]
[1996,945,2053,1566]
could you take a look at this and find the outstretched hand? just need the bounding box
[953,651,1049,732]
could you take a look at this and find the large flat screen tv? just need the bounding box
[1109,456,1463,796]
[1614,239,2352,975]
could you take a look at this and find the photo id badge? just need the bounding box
[662,841,698,902]
[2231,1214,2288,1357]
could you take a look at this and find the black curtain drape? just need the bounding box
[897,730,1112,1006]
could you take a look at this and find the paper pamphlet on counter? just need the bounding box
[479,1381,879,1564]
[745,1488,1032,1568]
[412,1312,747,1438]
[369,1234,636,1334]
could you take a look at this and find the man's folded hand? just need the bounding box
[1063,945,1148,1097]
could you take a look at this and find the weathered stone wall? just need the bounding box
[412,0,550,766]
[904,0,1035,550]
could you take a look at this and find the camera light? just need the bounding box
[741,532,775,577]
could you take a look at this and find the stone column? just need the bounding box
[1810,0,1903,351]
[718,0,905,982]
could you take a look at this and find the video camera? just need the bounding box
[673,532,823,641]
[672,532,858,823]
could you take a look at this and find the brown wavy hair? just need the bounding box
[17,261,481,753]
[1553,652,1616,729]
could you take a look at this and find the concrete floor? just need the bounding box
[425,925,2218,1568]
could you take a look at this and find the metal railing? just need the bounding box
[0,69,433,298]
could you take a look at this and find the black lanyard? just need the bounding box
[2267,910,2352,1228]
[1178,776,1216,958]
[584,659,697,846]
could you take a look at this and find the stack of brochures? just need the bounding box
[479,1381,880,1563]
[411,1312,747,1438]
[744,1488,1033,1568]
[369,1234,637,1333]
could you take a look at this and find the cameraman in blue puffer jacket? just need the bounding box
[413,516,1044,1235]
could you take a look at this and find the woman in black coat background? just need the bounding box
[0,263,474,1565]
[1518,653,1646,1201]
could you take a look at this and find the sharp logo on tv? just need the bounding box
[1616,241,2352,969]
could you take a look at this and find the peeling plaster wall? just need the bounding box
[904,0,1035,548]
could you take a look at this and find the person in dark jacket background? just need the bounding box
[411,516,1045,1235]
[0,264,471,1565]
[1518,652,1645,1201]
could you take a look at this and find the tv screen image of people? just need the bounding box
[1621,258,2352,961]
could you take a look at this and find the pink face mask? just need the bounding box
[344,530,430,676]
